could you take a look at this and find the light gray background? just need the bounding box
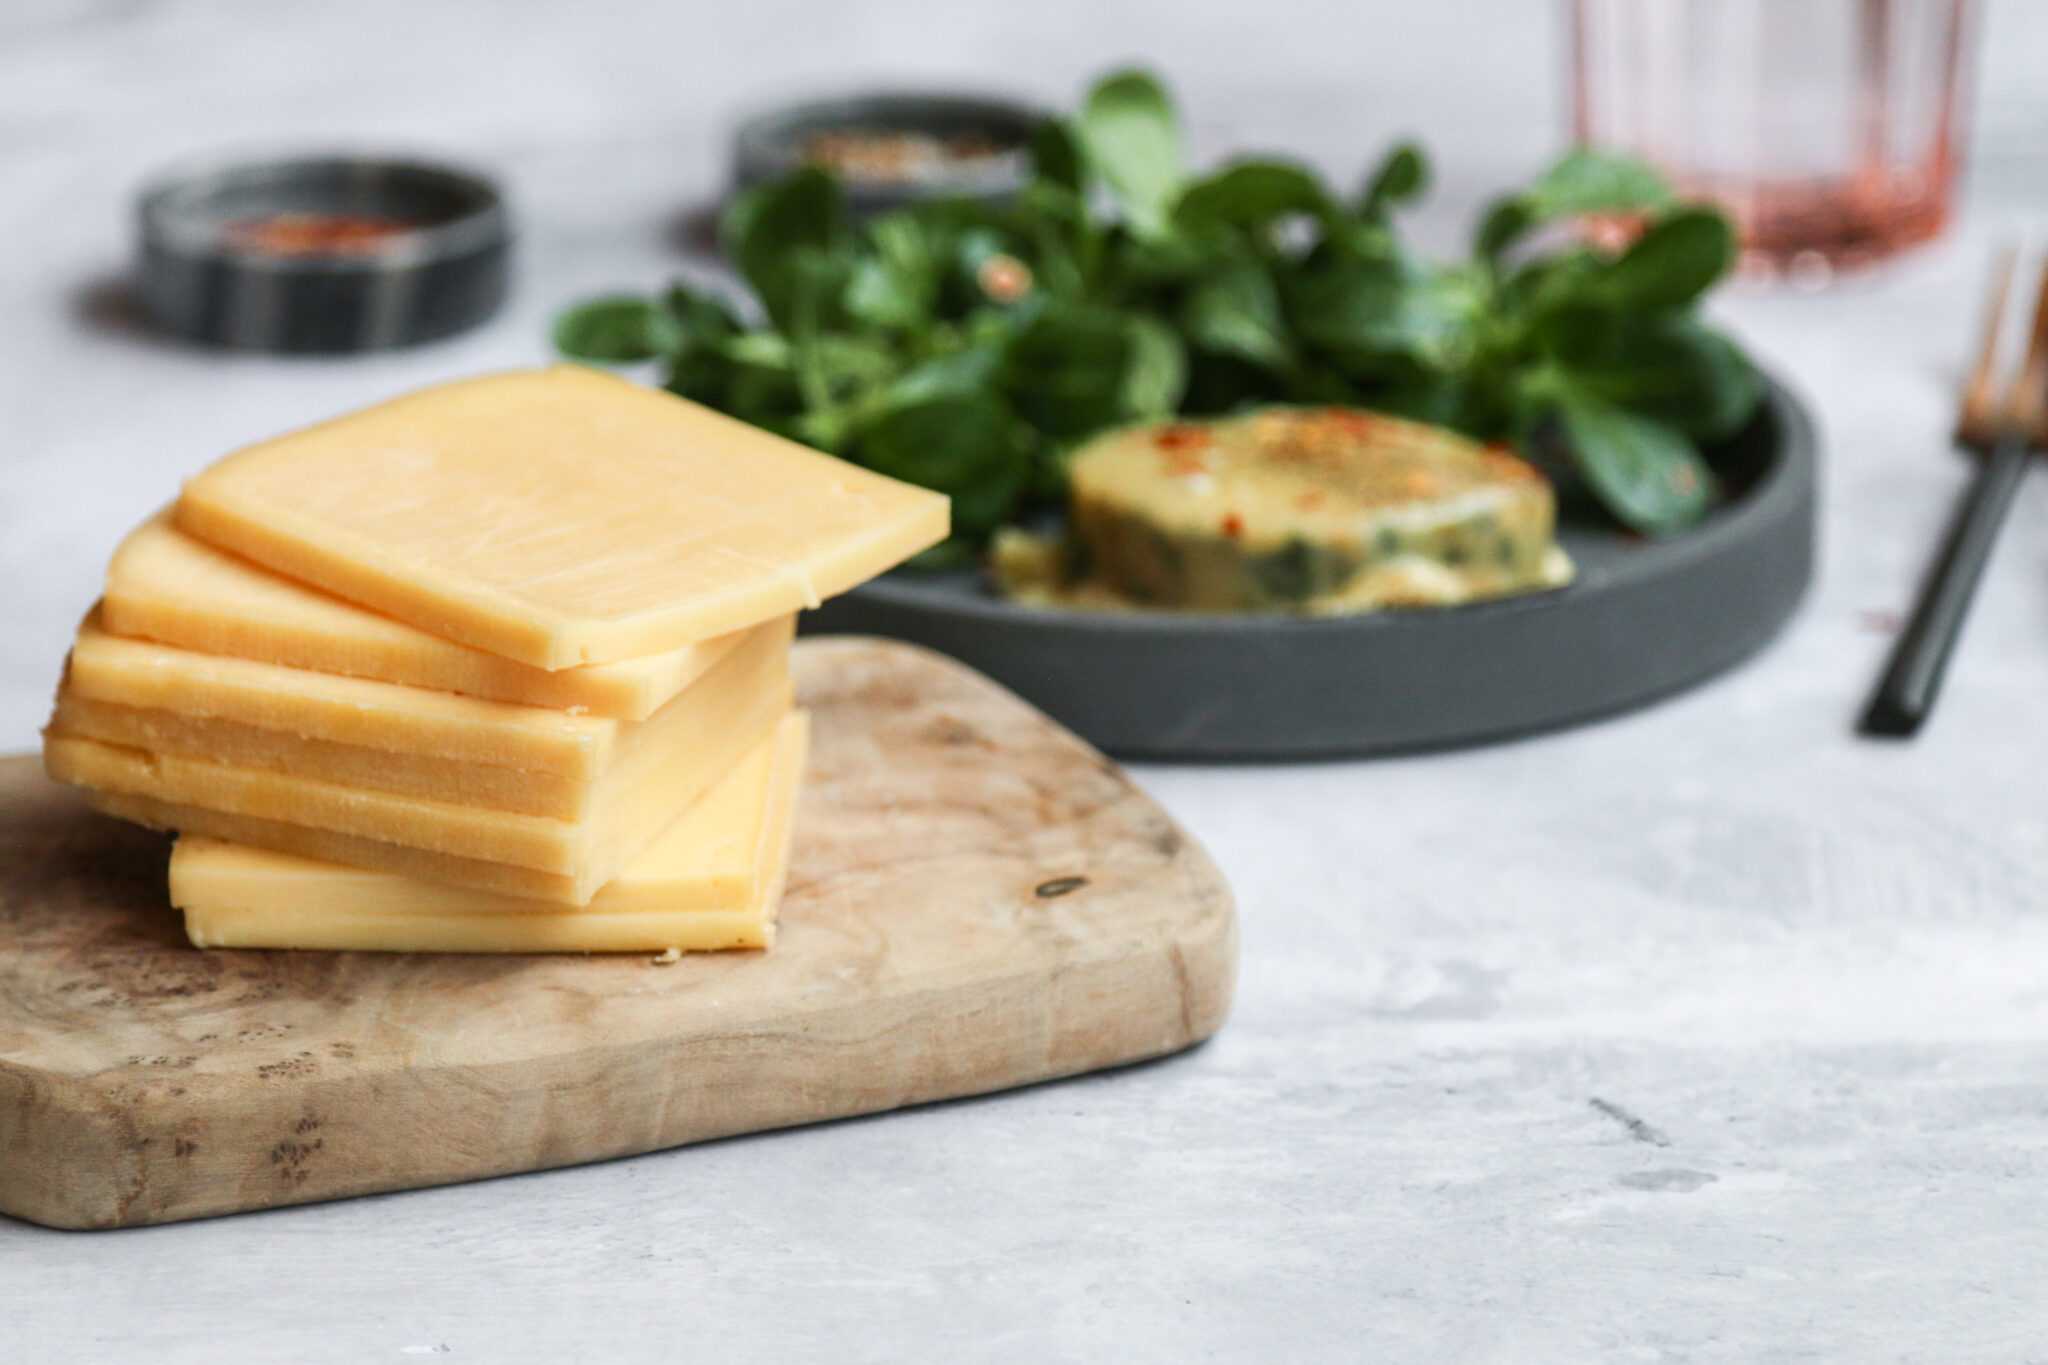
[4,2,2048,1360]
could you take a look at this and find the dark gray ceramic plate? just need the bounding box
[803,379,1817,761]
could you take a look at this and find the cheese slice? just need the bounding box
[61,609,792,781]
[104,512,742,721]
[172,712,807,953]
[181,901,771,955]
[51,689,668,822]
[82,791,603,906]
[46,665,792,902]
[175,366,950,669]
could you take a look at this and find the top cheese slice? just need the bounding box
[175,366,950,669]
[104,512,737,721]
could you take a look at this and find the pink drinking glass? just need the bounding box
[1570,0,1980,283]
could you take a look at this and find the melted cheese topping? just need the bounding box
[1014,406,1571,613]
[1075,407,1548,549]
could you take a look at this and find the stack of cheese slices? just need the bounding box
[41,367,949,954]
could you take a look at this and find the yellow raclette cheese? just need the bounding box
[46,658,792,903]
[60,609,792,781]
[172,712,807,953]
[50,689,675,822]
[182,901,771,955]
[104,512,744,721]
[176,366,950,669]
[83,790,608,906]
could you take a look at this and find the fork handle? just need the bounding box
[1860,433,2034,737]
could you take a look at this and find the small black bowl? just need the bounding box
[136,154,511,354]
[733,92,1046,215]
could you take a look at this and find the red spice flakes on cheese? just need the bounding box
[1480,445,1543,483]
[1315,407,1392,438]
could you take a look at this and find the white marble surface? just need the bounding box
[6,1,2048,1360]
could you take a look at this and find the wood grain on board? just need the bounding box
[0,638,1235,1230]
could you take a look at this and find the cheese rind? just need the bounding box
[172,713,807,952]
[176,366,949,668]
[61,609,792,781]
[104,513,742,721]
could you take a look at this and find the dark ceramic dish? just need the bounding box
[804,378,1818,762]
[733,92,1046,214]
[136,154,510,353]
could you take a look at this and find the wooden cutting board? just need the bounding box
[0,638,1235,1230]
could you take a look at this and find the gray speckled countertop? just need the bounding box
[5,2,2048,1360]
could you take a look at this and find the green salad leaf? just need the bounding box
[1359,142,1428,223]
[554,69,1763,544]
[552,296,679,362]
[1553,386,1714,534]
[1176,160,1336,231]
[1078,69,1186,238]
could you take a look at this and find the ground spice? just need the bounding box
[799,128,1008,183]
[221,212,416,257]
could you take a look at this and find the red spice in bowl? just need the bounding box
[219,212,418,257]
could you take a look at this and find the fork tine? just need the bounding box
[1958,243,2017,446]
[2011,248,2048,443]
